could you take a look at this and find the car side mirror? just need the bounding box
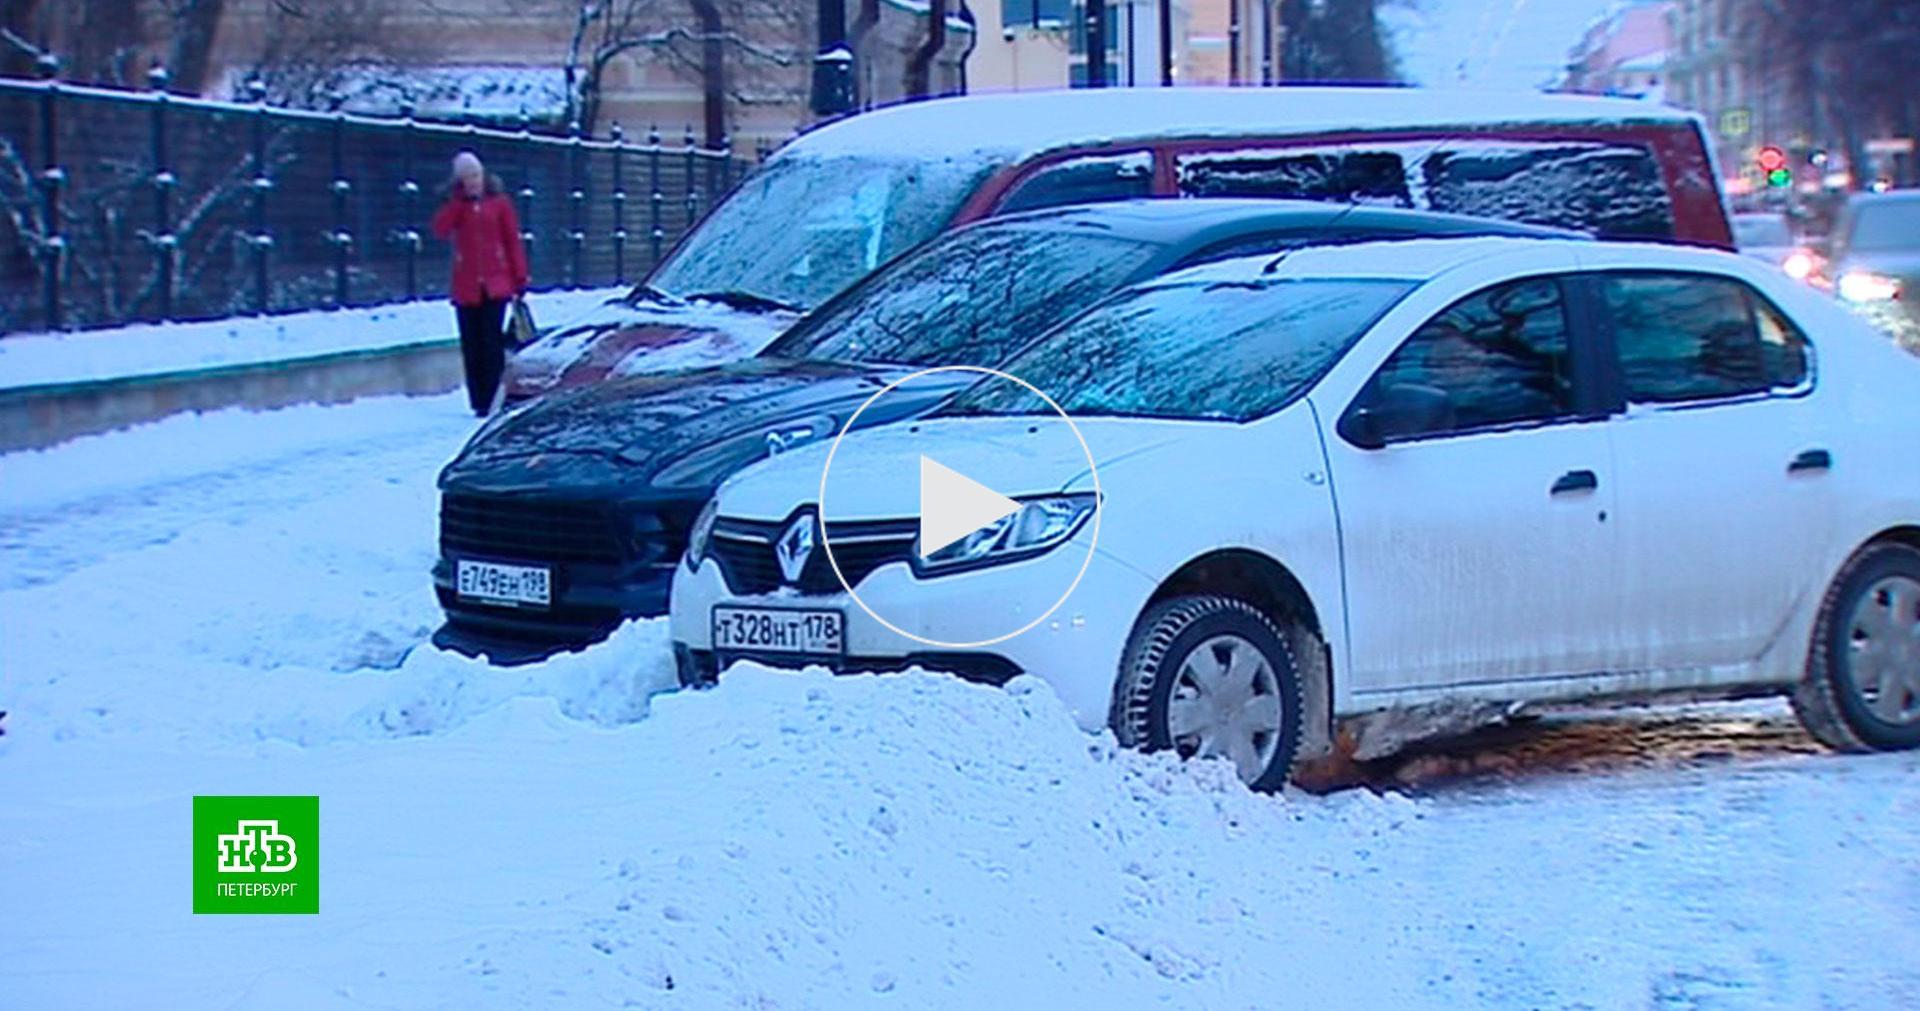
[1340,383,1455,450]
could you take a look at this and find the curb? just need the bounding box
[0,338,463,453]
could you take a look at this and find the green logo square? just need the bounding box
[193,796,319,914]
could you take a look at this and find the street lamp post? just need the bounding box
[1085,0,1108,87]
[811,0,855,116]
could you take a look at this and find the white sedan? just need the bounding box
[671,237,1920,789]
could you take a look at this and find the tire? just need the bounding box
[675,646,719,689]
[1112,595,1305,791]
[1791,541,1920,752]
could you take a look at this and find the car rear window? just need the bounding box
[1847,199,1920,252]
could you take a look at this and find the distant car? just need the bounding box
[673,236,1920,789]
[501,87,1734,402]
[433,200,1574,659]
[1732,211,1817,280]
[1823,190,1920,307]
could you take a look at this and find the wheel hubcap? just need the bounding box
[1844,575,1920,726]
[1165,633,1283,783]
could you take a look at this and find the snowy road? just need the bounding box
[3,394,1918,1009]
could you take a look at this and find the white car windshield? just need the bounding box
[648,154,998,310]
[945,277,1414,422]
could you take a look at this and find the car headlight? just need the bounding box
[1838,270,1901,302]
[648,414,836,488]
[685,498,719,570]
[915,494,1096,574]
[1781,250,1817,281]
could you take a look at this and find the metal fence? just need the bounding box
[0,65,757,336]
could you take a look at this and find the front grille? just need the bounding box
[441,493,630,565]
[709,515,916,595]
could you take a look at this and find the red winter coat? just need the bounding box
[432,185,529,306]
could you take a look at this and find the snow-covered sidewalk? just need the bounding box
[3,395,1918,1009]
[0,287,623,391]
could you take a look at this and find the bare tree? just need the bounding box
[544,0,805,144]
[1279,0,1401,83]
[160,0,228,94]
[239,0,439,108]
[1736,0,1920,185]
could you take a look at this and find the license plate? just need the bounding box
[456,559,552,607]
[712,606,844,655]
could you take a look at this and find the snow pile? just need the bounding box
[0,287,624,390]
[5,391,1920,1009]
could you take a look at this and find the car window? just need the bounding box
[1177,149,1412,205]
[1601,272,1788,404]
[1361,277,1576,439]
[761,223,1159,367]
[1755,295,1811,390]
[942,278,1415,422]
[1847,199,1920,252]
[1173,140,1676,240]
[995,151,1154,214]
[1420,143,1674,240]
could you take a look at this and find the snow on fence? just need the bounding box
[0,63,761,335]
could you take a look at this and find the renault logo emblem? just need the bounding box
[774,513,816,584]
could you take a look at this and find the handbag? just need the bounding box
[505,296,537,351]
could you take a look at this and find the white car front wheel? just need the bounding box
[1114,595,1304,791]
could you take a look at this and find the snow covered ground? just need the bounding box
[0,287,624,390]
[4,393,1920,1009]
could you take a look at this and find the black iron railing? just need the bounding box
[0,65,757,335]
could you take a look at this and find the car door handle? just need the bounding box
[1788,448,1831,474]
[1551,469,1599,495]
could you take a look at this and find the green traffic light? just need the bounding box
[1767,168,1792,187]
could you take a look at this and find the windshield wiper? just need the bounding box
[683,289,802,314]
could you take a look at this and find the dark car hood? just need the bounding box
[505,296,803,398]
[441,357,973,498]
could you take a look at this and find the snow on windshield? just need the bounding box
[949,278,1415,422]
[648,153,999,310]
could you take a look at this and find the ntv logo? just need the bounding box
[217,819,299,873]
[194,796,318,913]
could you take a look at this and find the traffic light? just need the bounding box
[1757,146,1792,187]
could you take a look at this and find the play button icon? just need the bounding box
[918,455,1020,559]
[817,364,1103,649]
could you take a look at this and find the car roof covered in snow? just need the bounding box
[782,87,1702,163]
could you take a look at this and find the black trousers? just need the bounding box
[454,298,508,415]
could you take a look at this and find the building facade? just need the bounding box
[969,0,1274,93]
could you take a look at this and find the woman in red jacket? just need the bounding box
[432,151,530,416]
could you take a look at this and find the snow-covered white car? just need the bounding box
[670,236,1920,789]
